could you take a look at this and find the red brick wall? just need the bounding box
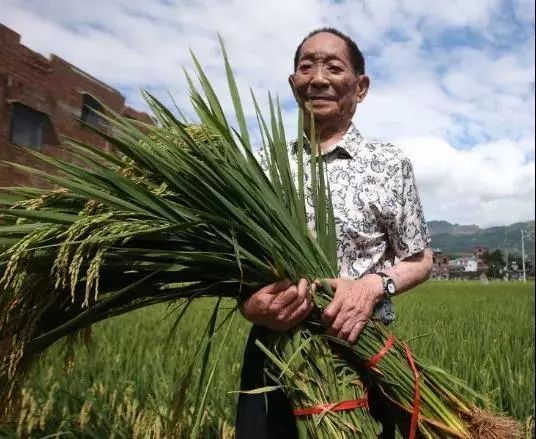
[0,24,149,188]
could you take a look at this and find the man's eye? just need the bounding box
[328,65,343,73]
[298,64,312,73]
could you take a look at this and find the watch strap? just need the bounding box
[375,272,396,298]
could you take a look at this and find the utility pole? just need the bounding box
[503,231,509,281]
[521,230,526,283]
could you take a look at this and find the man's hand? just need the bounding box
[240,279,313,332]
[321,275,384,343]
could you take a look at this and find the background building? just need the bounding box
[0,24,151,188]
[431,247,492,281]
[431,249,450,280]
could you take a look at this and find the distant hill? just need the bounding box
[427,221,480,236]
[427,220,535,258]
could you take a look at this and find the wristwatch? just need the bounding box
[375,272,396,299]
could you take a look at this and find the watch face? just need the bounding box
[387,280,396,294]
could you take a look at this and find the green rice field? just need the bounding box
[1,281,534,438]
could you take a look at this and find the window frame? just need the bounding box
[9,102,50,149]
[80,93,104,129]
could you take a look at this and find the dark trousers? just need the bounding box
[235,325,298,439]
[235,326,405,439]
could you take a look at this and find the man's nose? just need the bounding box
[310,64,330,86]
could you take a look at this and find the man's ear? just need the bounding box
[288,74,299,101]
[289,74,306,108]
[356,75,370,103]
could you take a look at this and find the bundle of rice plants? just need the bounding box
[0,39,521,438]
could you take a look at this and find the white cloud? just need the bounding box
[398,136,535,227]
[0,0,534,228]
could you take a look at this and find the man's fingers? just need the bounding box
[347,320,367,344]
[271,284,299,308]
[337,318,356,340]
[279,289,307,318]
[276,278,310,309]
[286,299,314,327]
[322,299,341,325]
[260,279,293,296]
[326,310,347,336]
[242,279,315,330]
[316,278,338,291]
[297,278,309,297]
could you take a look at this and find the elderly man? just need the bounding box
[236,27,433,439]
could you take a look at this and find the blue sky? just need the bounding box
[1,0,534,227]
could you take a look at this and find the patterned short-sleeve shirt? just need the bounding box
[259,123,431,324]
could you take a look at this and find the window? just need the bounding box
[10,103,53,149]
[81,93,104,129]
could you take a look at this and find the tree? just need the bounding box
[482,249,505,279]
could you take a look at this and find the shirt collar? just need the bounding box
[291,123,363,159]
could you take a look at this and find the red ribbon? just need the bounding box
[293,396,368,416]
[295,336,421,438]
[365,335,395,369]
[403,343,421,439]
[365,336,421,439]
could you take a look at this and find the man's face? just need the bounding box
[290,32,369,124]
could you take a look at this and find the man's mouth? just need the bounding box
[308,96,335,102]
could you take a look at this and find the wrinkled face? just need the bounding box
[290,32,368,124]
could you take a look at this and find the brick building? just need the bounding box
[431,249,450,280]
[431,247,491,281]
[0,24,151,188]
